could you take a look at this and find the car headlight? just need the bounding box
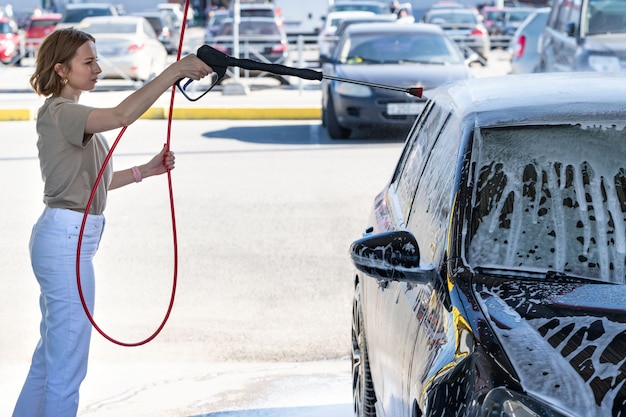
[588,55,621,72]
[480,388,570,417]
[335,81,372,98]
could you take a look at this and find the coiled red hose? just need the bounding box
[75,0,192,347]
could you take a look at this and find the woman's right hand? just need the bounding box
[174,54,213,81]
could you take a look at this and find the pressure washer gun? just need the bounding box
[176,45,423,101]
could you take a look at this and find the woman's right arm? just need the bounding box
[85,54,212,134]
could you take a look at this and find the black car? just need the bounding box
[321,22,472,139]
[540,0,626,72]
[350,72,626,417]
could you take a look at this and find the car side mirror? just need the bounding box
[349,230,437,283]
[565,21,576,37]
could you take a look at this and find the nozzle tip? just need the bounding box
[406,87,423,98]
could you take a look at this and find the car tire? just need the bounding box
[352,281,377,417]
[325,95,351,140]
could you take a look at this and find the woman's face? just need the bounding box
[63,40,102,92]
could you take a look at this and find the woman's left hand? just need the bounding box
[145,144,175,177]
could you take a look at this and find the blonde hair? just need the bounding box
[30,28,95,97]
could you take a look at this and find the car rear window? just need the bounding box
[30,19,59,28]
[62,7,113,23]
[218,21,280,36]
[468,124,626,282]
[427,11,478,24]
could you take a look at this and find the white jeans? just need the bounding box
[13,207,105,417]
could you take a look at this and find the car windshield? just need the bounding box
[467,124,626,283]
[332,4,388,13]
[338,32,463,64]
[585,0,626,34]
[427,11,478,24]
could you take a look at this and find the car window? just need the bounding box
[391,102,450,222]
[427,11,478,24]
[0,21,12,33]
[332,3,389,14]
[550,0,580,32]
[30,19,59,28]
[468,124,626,282]
[219,21,280,36]
[585,0,626,34]
[406,116,460,265]
[63,7,114,23]
[339,32,463,64]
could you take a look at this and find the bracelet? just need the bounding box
[131,166,142,183]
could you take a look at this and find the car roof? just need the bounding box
[428,72,626,127]
[80,15,143,25]
[65,2,115,8]
[30,13,62,20]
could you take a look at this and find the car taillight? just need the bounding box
[128,43,145,52]
[271,42,287,54]
[470,27,487,36]
[162,27,171,38]
[515,35,526,59]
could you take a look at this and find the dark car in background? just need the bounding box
[350,72,626,417]
[423,7,490,61]
[321,22,473,139]
[210,16,290,84]
[540,0,626,72]
[133,10,181,54]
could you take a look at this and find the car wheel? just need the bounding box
[325,95,351,140]
[352,281,377,417]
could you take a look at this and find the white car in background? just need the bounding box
[317,10,375,59]
[79,15,168,82]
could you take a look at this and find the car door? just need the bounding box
[363,101,452,416]
[401,114,462,413]
[541,0,580,71]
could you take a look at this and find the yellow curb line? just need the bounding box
[0,108,34,121]
[0,107,321,121]
[142,107,321,120]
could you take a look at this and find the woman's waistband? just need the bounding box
[42,206,105,226]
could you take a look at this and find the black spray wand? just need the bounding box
[177,45,423,101]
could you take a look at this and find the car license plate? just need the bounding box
[387,102,425,116]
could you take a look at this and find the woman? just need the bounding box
[12,28,212,417]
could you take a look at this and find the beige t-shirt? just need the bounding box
[36,96,113,215]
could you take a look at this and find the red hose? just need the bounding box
[75,0,191,347]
